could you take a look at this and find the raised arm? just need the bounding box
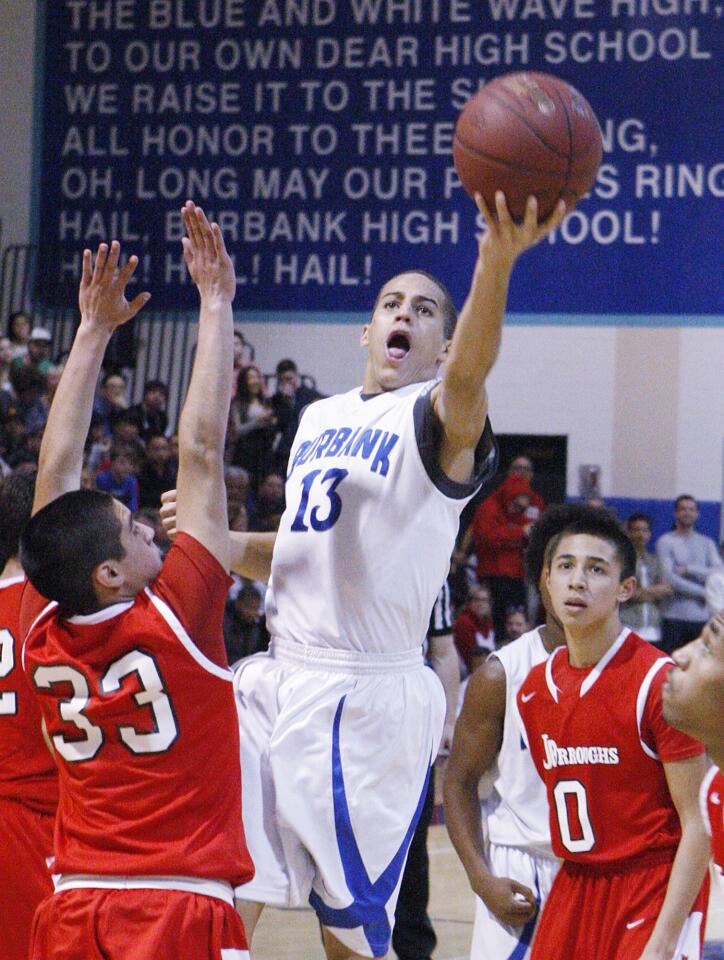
[443,657,537,926]
[174,203,235,569]
[160,487,276,582]
[432,194,565,484]
[34,242,149,514]
[229,531,277,583]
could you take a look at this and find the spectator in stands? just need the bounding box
[657,494,724,653]
[38,364,63,421]
[620,513,672,644]
[506,455,545,519]
[0,336,13,393]
[1,414,29,468]
[6,311,31,361]
[12,327,53,377]
[109,410,146,469]
[502,605,529,644]
[225,465,250,527]
[223,580,269,666]
[93,371,129,436]
[95,445,139,512]
[247,471,285,532]
[137,433,178,509]
[7,422,43,470]
[457,473,535,639]
[271,358,324,473]
[126,378,168,441]
[231,329,248,399]
[229,364,278,487]
[453,582,496,676]
[9,366,47,436]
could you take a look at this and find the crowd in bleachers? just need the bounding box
[3,311,723,674]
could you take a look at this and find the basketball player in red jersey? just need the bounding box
[19,205,254,960]
[518,509,710,960]
[0,471,58,960]
[663,612,724,885]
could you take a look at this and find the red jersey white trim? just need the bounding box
[635,658,671,760]
[146,588,233,681]
[579,629,630,697]
[55,874,235,905]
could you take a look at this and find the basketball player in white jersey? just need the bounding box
[222,192,566,960]
[444,503,603,959]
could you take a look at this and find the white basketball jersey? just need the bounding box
[265,380,494,654]
[485,627,555,853]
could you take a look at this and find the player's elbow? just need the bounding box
[178,433,225,473]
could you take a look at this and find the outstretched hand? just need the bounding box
[476,191,567,268]
[181,201,236,303]
[78,241,150,332]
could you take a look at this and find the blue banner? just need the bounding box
[35,0,723,318]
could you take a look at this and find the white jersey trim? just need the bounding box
[21,600,59,672]
[699,765,719,839]
[145,589,233,682]
[0,575,25,589]
[545,647,563,703]
[66,601,134,624]
[55,873,235,905]
[635,656,671,760]
[579,628,631,697]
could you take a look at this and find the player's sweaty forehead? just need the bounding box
[373,272,445,314]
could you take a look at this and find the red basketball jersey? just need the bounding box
[700,765,724,882]
[22,534,253,886]
[518,629,704,866]
[0,576,58,814]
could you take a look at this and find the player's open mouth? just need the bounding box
[386,330,411,362]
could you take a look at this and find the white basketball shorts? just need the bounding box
[233,638,445,959]
[470,843,560,960]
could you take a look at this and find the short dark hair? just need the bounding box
[20,490,125,616]
[626,512,652,529]
[525,503,628,585]
[0,471,35,568]
[276,359,298,377]
[375,270,458,340]
[544,508,636,581]
[675,494,697,509]
[102,370,126,386]
[143,379,167,397]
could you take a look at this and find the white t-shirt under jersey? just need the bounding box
[485,627,556,854]
[265,379,496,654]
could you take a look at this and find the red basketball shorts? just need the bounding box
[530,853,709,960]
[29,886,249,960]
[0,798,54,960]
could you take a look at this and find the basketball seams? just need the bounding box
[453,136,565,180]
[552,85,574,200]
[477,86,571,161]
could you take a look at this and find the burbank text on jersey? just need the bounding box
[542,734,620,771]
[289,426,400,478]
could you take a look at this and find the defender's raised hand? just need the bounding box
[181,201,236,304]
[78,241,150,332]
